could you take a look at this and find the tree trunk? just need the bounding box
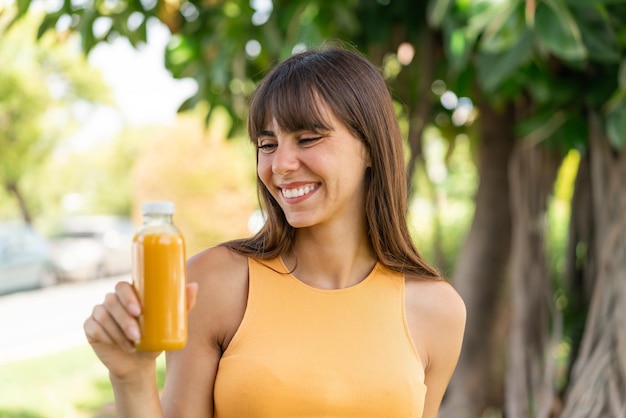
[506,142,563,418]
[5,181,32,225]
[559,112,626,417]
[439,101,515,418]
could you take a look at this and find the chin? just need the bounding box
[285,215,316,229]
[286,221,311,229]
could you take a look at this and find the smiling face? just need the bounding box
[256,106,371,230]
[230,49,436,278]
[244,48,412,263]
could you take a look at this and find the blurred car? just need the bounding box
[49,215,134,282]
[0,221,57,295]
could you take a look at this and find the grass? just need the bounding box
[0,345,165,418]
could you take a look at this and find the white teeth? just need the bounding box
[282,185,316,199]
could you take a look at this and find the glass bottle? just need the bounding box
[132,201,187,351]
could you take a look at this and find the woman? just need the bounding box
[84,46,466,417]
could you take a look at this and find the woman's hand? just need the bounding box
[83,280,199,380]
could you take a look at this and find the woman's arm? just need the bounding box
[84,278,186,417]
[405,278,467,418]
[110,365,163,417]
[160,246,249,417]
[84,245,247,418]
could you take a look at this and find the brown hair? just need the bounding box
[223,46,440,279]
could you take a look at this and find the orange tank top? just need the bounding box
[213,257,426,417]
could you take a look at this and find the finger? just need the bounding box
[102,291,141,346]
[84,311,115,346]
[186,282,199,311]
[87,303,136,352]
[115,281,142,317]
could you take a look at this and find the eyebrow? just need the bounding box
[259,130,275,137]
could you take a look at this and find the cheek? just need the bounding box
[257,158,272,187]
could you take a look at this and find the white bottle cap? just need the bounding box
[141,201,175,215]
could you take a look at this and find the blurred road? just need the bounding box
[0,275,130,365]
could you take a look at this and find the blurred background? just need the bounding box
[1,0,625,417]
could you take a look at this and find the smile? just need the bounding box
[281,184,317,199]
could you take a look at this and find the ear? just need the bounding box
[365,148,372,168]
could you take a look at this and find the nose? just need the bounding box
[272,142,300,175]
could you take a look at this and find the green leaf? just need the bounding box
[606,101,626,149]
[165,34,200,78]
[477,0,525,54]
[578,25,620,63]
[427,0,452,28]
[75,7,98,53]
[534,0,587,61]
[572,4,620,63]
[476,29,532,93]
[553,114,588,151]
[517,109,587,151]
[442,20,476,71]
[16,0,30,16]
[37,13,61,39]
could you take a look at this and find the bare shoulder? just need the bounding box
[405,275,466,332]
[188,244,248,284]
[405,275,466,368]
[187,245,249,349]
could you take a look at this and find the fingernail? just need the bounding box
[128,303,141,316]
[129,326,140,343]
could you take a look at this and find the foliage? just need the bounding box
[34,125,149,233]
[0,10,111,223]
[130,110,258,256]
[9,0,471,239]
[409,129,477,276]
[430,1,626,416]
[432,0,626,152]
[10,0,442,134]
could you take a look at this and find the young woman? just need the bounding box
[84,46,466,418]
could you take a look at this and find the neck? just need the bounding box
[284,225,377,290]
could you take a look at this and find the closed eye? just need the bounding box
[299,136,323,146]
[256,134,323,154]
[257,143,277,153]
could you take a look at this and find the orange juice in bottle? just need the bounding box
[132,201,187,351]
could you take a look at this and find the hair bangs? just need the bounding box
[249,64,333,140]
